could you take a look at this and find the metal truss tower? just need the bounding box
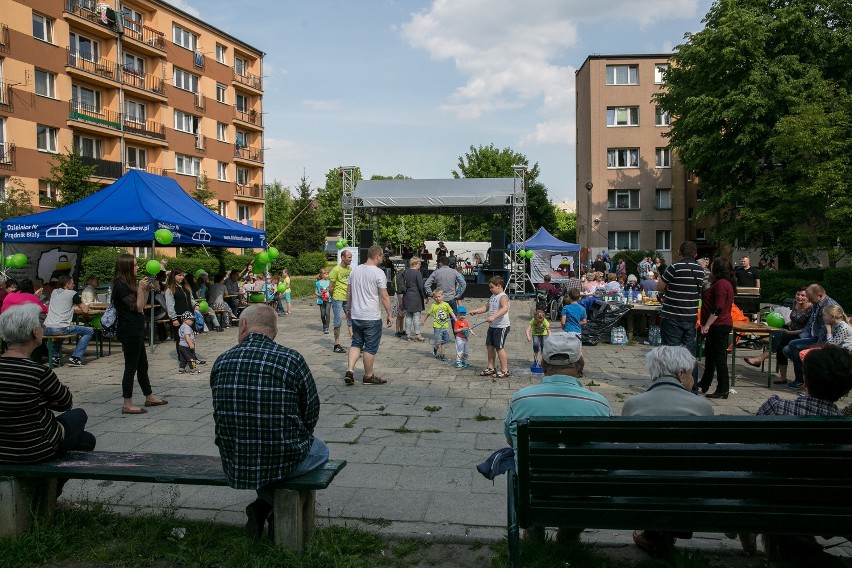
[340,166,357,246]
[507,165,532,296]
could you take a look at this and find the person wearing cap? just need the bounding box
[452,305,473,368]
[435,240,448,260]
[177,311,201,373]
[504,332,611,542]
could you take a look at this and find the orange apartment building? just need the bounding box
[575,54,707,264]
[0,0,265,243]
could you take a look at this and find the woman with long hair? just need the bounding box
[697,257,736,399]
[165,268,198,369]
[112,254,166,414]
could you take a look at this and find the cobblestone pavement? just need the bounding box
[57,297,851,563]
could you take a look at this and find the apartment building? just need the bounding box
[575,54,706,264]
[0,0,265,235]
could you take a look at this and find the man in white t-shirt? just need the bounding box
[43,275,94,367]
[344,245,393,386]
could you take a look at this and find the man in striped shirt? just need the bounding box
[657,241,704,368]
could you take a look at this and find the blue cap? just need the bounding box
[457,306,467,314]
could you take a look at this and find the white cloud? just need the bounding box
[302,99,343,111]
[161,0,201,18]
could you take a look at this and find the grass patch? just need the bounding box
[360,516,393,528]
[343,416,358,428]
[424,405,442,412]
[290,276,318,299]
[393,426,417,434]
[490,537,612,568]
[423,429,442,433]
[586,380,601,387]
[390,538,430,558]
[475,413,496,421]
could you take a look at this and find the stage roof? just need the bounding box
[353,178,516,214]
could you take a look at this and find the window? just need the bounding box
[37,124,58,152]
[234,56,247,76]
[32,13,54,43]
[696,228,706,241]
[217,161,228,181]
[126,146,147,169]
[39,179,56,205]
[608,231,640,251]
[235,130,248,149]
[237,204,250,222]
[606,106,639,127]
[216,83,227,104]
[174,110,200,134]
[236,167,249,186]
[0,177,6,203]
[235,93,248,113]
[73,135,102,159]
[172,24,197,51]
[121,6,144,34]
[215,44,226,64]
[608,189,640,210]
[656,148,671,168]
[655,64,669,84]
[656,230,672,251]
[173,68,199,92]
[175,154,200,176]
[655,106,670,126]
[605,64,638,85]
[133,246,153,259]
[655,188,671,209]
[72,84,101,111]
[216,122,227,142]
[123,52,145,75]
[35,69,56,98]
[70,33,99,63]
[124,99,146,124]
[607,148,639,168]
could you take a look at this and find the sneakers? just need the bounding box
[344,370,355,386]
[323,328,329,334]
[178,368,187,373]
[433,346,438,356]
[67,357,85,367]
[438,354,446,361]
[333,345,346,353]
[197,359,207,365]
[787,380,804,389]
[51,356,61,367]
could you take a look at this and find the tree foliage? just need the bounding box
[49,151,100,207]
[279,174,324,257]
[552,209,577,244]
[191,172,216,210]
[657,0,852,265]
[264,180,293,247]
[316,167,362,230]
[0,178,35,220]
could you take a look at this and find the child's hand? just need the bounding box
[526,336,531,343]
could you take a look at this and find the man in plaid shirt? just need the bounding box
[211,304,328,541]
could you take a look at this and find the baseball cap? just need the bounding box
[542,332,582,366]
[181,311,194,320]
[457,306,467,314]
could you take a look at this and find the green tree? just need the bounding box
[316,166,362,231]
[657,0,852,265]
[0,178,35,220]
[280,174,324,257]
[264,180,293,248]
[453,144,556,238]
[553,209,577,244]
[49,151,99,207]
[192,172,216,210]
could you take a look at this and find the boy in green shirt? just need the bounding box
[422,289,454,361]
[525,309,551,367]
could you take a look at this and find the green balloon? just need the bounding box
[527,250,535,259]
[340,239,348,247]
[154,228,173,245]
[194,269,206,279]
[198,300,209,312]
[336,240,345,249]
[256,251,270,265]
[268,246,279,259]
[4,255,14,268]
[518,250,526,258]
[145,260,162,275]
[249,292,265,303]
[766,312,785,328]
[277,282,286,293]
[11,253,27,268]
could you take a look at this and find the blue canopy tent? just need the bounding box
[1,169,266,248]
[508,228,580,284]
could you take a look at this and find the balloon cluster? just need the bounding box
[4,253,28,269]
[517,250,534,260]
[336,238,348,250]
[253,247,280,274]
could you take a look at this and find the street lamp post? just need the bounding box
[585,181,593,272]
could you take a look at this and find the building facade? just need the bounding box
[575,54,706,264]
[0,0,265,242]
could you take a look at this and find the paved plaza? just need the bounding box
[56,296,851,563]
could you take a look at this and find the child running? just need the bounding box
[559,289,587,377]
[178,311,201,373]
[453,305,474,367]
[469,276,511,378]
[315,268,331,334]
[526,309,551,367]
[421,288,454,361]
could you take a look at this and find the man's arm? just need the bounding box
[379,287,392,327]
[423,272,435,296]
[455,272,467,295]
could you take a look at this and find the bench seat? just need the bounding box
[0,451,346,551]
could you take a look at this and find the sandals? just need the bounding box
[344,370,355,386]
[494,370,511,378]
[479,368,496,377]
[362,375,387,385]
[743,357,761,368]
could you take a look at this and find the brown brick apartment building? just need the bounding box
[0,0,265,242]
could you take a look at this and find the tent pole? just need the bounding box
[150,241,156,353]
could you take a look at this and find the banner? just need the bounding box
[530,250,579,284]
[1,243,84,286]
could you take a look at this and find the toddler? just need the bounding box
[525,309,550,366]
[453,305,474,367]
[422,289,454,361]
[178,311,201,373]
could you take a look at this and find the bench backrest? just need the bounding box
[515,416,852,534]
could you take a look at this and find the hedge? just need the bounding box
[759,268,851,310]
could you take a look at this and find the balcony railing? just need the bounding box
[0,82,10,110]
[121,67,165,96]
[0,142,15,170]
[64,0,118,33]
[0,24,9,53]
[194,93,206,110]
[194,134,206,152]
[69,100,122,130]
[125,165,163,176]
[122,22,166,52]
[66,48,119,81]
[79,155,123,179]
[233,70,262,91]
[234,146,263,163]
[123,117,166,140]
[235,183,264,199]
[234,108,261,126]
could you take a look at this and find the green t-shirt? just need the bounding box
[428,302,453,329]
[329,264,351,301]
[529,318,550,336]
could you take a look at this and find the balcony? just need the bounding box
[0,143,15,170]
[234,108,262,128]
[232,70,263,92]
[125,165,163,176]
[69,100,122,131]
[0,24,9,54]
[79,155,123,179]
[123,117,166,141]
[0,82,11,111]
[194,93,206,111]
[63,0,118,37]
[121,67,166,100]
[234,183,264,200]
[122,22,166,54]
[194,134,206,153]
[233,146,263,164]
[66,49,120,85]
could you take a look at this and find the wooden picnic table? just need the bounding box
[730,322,774,388]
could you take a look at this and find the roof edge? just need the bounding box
[152,0,265,57]
[576,53,673,74]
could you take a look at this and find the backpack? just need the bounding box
[100,304,118,339]
[394,270,407,295]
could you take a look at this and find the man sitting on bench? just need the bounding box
[210,304,329,541]
[43,275,94,367]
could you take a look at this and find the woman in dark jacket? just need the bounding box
[402,257,427,341]
[697,257,736,399]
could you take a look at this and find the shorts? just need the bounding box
[486,326,510,350]
[284,291,291,302]
[393,296,405,317]
[432,328,450,346]
[351,319,382,355]
[532,335,546,353]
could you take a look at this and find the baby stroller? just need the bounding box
[580,301,631,346]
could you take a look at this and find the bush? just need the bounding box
[760,268,824,304]
[165,256,219,278]
[292,252,327,276]
[822,267,852,311]
[80,247,123,282]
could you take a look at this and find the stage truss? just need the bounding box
[506,165,532,296]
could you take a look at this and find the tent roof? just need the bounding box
[353,178,516,214]
[1,170,265,248]
[509,227,580,251]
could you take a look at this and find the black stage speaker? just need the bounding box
[490,229,506,270]
[358,229,374,264]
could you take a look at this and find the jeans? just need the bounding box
[784,337,817,382]
[661,317,698,383]
[256,437,329,505]
[318,302,331,329]
[773,332,798,366]
[44,325,94,358]
[331,299,349,329]
[119,335,152,399]
[700,325,732,393]
[55,408,97,455]
[404,311,422,337]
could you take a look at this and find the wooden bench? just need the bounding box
[507,416,852,567]
[0,451,346,552]
[44,333,84,368]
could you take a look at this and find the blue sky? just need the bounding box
[168,0,713,204]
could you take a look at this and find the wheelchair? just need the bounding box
[532,287,564,322]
